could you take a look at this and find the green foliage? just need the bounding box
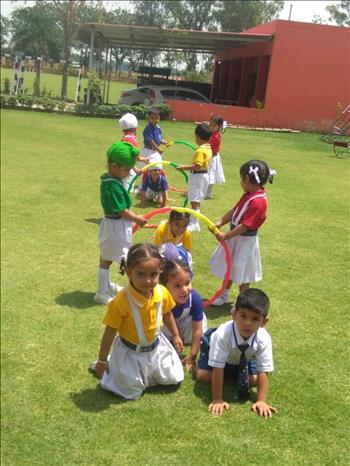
[2,77,10,94]
[33,76,40,97]
[326,0,350,26]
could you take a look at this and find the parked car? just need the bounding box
[118,86,210,105]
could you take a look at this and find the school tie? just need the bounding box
[237,343,250,399]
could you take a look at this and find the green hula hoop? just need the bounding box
[127,160,189,207]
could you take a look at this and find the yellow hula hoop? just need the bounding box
[141,160,174,172]
[172,207,220,234]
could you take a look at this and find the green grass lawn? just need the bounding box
[0,67,134,103]
[1,109,349,465]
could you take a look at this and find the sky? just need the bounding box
[0,0,340,24]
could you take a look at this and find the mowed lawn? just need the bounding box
[1,109,349,465]
[0,67,134,103]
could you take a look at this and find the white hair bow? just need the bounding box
[249,165,260,184]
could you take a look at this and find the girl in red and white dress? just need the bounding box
[209,160,275,306]
[205,115,226,199]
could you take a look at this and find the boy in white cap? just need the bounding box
[94,141,148,305]
[118,113,149,191]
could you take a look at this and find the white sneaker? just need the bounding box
[211,293,230,306]
[93,293,113,305]
[108,282,123,297]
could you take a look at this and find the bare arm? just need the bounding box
[95,326,117,378]
[214,208,235,228]
[148,139,163,154]
[176,163,201,172]
[251,372,277,418]
[120,208,147,226]
[182,320,202,369]
[209,367,230,415]
[214,223,248,241]
[163,312,183,353]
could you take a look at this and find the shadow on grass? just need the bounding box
[55,291,96,309]
[204,303,234,319]
[71,381,182,412]
[84,218,102,225]
[193,379,252,406]
[70,385,127,412]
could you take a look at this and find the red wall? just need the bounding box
[167,21,350,132]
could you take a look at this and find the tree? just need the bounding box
[326,0,350,26]
[1,15,11,47]
[214,0,284,32]
[8,2,62,59]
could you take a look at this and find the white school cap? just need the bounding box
[119,113,138,130]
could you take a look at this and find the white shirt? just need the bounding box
[208,320,274,373]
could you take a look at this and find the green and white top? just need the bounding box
[100,173,131,215]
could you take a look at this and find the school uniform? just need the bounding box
[153,220,192,252]
[208,131,225,185]
[141,172,169,200]
[197,320,274,375]
[210,189,267,284]
[162,289,207,344]
[99,173,132,262]
[187,143,212,203]
[101,284,184,400]
[121,132,139,190]
[140,123,163,166]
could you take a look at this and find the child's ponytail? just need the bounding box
[240,160,276,186]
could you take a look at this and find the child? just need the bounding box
[93,243,184,400]
[160,260,207,371]
[196,288,277,418]
[153,210,192,252]
[118,113,149,191]
[176,124,212,232]
[209,159,274,306]
[140,108,168,166]
[139,166,169,208]
[94,142,148,305]
[205,115,226,199]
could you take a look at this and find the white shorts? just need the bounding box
[101,334,184,399]
[208,153,225,184]
[163,313,208,345]
[140,148,162,168]
[209,235,262,285]
[99,218,132,262]
[188,173,209,202]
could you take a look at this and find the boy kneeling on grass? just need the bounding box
[195,288,277,418]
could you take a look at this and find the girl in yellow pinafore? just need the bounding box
[93,243,184,400]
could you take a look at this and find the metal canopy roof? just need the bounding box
[77,23,273,53]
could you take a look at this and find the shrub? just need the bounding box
[3,78,10,94]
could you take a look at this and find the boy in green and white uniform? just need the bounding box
[94,141,147,305]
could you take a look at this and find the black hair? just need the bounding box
[195,123,211,141]
[148,108,160,116]
[169,210,190,223]
[235,288,270,318]
[210,115,225,133]
[119,243,162,275]
[159,259,191,285]
[239,159,273,186]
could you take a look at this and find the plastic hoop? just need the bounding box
[133,207,232,308]
[127,160,189,207]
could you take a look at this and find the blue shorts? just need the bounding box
[197,328,257,376]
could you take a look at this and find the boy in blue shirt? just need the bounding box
[139,166,169,208]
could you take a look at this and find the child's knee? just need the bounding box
[196,368,212,384]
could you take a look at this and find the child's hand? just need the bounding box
[251,401,277,418]
[176,165,184,172]
[182,354,196,371]
[215,231,227,241]
[173,335,184,353]
[134,167,143,176]
[95,361,109,378]
[209,400,230,416]
[137,216,148,227]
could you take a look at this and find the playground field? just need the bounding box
[1,109,349,465]
[0,67,134,103]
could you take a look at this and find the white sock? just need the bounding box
[97,267,110,295]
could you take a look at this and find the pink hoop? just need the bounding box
[133,207,232,308]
